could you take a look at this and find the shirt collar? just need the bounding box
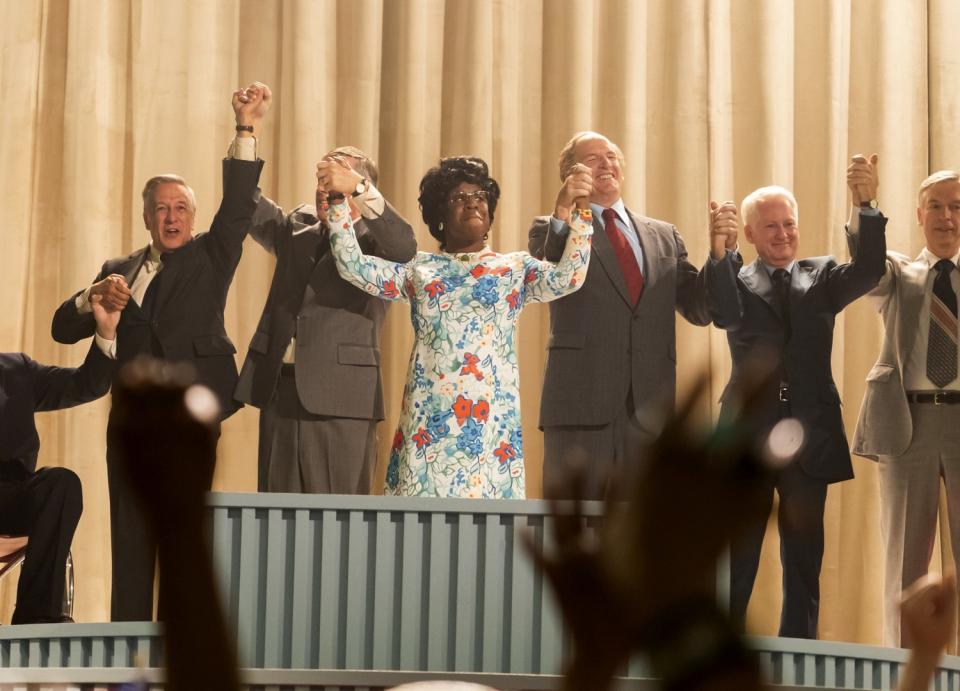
[761,260,796,276]
[919,246,960,269]
[144,245,163,272]
[591,199,629,223]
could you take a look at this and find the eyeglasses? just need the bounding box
[448,190,489,206]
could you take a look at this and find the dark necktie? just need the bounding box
[772,268,791,340]
[602,208,644,304]
[927,258,958,388]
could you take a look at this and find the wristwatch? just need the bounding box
[860,198,878,209]
[352,178,369,198]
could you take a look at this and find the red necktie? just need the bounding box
[602,208,644,303]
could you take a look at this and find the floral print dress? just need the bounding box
[327,201,593,498]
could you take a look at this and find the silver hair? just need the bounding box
[142,174,197,215]
[740,185,799,227]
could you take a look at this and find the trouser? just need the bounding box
[258,367,376,494]
[728,460,828,639]
[0,467,82,624]
[107,410,218,622]
[878,400,960,647]
[542,389,659,500]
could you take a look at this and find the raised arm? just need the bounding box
[327,200,412,303]
[205,82,270,273]
[705,200,746,330]
[529,163,594,262]
[824,153,888,312]
[522,209,593,305]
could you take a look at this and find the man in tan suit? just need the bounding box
[852,163,960,647]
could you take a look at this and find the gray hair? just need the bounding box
[557,131,625,181]
[740,185,799,227]
[142,174,197,214]
[918,170,960,207]
[327,146,379,186]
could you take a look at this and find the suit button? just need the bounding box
[152,321,160,328]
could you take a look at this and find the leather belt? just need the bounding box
[778,384,790,403]
[907,391,960,405]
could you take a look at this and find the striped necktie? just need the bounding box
[927,258,958,388]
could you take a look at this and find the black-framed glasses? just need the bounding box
[448,190,489,206]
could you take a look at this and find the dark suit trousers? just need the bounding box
[258,368,376,494]
[729,451,827,639]
[0,467,82,624]
[107,411,218,621]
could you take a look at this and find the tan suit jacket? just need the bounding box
[852,251,930,459]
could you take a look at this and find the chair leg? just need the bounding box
[63,550,74,619]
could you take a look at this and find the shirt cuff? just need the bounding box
[75,286,93,314]
[549,216,570,236]
[94,333,117,359]
[353,182,386,218]
[227,136,257,161]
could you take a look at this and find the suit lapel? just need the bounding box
[122,247,150,288]
[899,259,929,358]
[628,208,655,286]
[591,214,634,307]
[740,259,783,322]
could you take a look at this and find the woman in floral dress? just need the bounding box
[325,157,592,498]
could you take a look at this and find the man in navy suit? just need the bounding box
[1,298,117,624]
[706,164,886,637]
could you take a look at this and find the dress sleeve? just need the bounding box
[327,200,412,303]
[521,208,593,305]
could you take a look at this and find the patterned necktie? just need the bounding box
[927,258,958,388]
[602,208,644,304]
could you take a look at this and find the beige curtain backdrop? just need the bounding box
[1,0,957,645]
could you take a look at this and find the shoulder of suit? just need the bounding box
[105,245,149,268]
[289,203,320,225]
[798,255,837,269]
[625,208,675,234]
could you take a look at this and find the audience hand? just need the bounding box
[529,363,785,691]
[709,200,739,260]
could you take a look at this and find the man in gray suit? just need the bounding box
[232,135,416,494]
[852,164,960,647]
[528,131,739,498]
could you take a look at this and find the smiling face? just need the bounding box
[442,181,490,253]
[744,196,799,268]
[574,135,624,207]
[144,182,196,252]
[918,179,960,259]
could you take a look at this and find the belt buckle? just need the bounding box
[779,385,790,403]
[934,391,946,405]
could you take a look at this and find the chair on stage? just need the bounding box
[0,535,75,621]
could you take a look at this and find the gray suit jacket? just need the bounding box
[528,208,733,432]
[852,251,935,459]
[234,193,416,420]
